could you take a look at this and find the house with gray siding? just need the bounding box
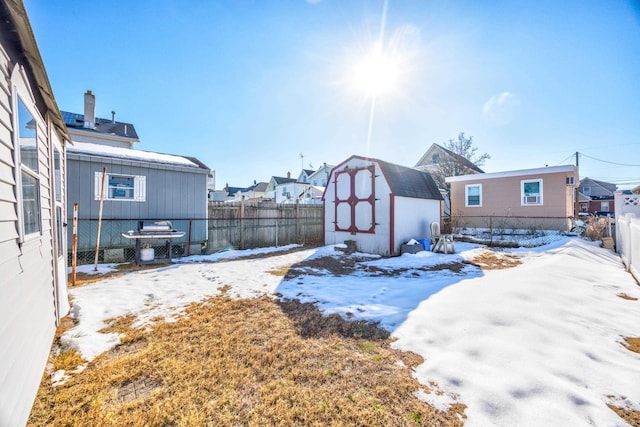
[64,92,210,262]
[0,1,71,425]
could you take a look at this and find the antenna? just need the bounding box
[300,153,304,170]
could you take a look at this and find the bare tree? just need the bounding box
[432,132,490,189]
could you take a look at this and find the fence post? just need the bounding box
[240,196,245,250]
[296,199,300,244]
[72,203,78,286]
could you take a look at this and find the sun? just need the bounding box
[352,44,399,96]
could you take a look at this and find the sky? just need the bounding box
[60,237,640,425]
[24,0,640,189]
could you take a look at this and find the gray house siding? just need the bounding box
[67,152,208,253]
[0,9,68,425]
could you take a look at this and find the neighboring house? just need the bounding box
[0,1,71,425]
[323,155,442,256]
[273,164,334,204]
[297,168,315,183]
[307,163,333,187]
[414,143,485,177]
[227,181,269,202]
[266,174,297,201]
[446,165,578,231]
[64,92,211,260]
[578,177,617,215]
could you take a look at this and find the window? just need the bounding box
[54,147,62,202]
[583,186,591,196]
[16,97,41,238]
[566,176,575,185]
[521,179,543,205]
[465,184,482,207]
[600,201,610,212]
[95,172,146,201]
[432,153,440,163]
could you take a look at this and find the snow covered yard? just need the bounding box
[60,238,640,426]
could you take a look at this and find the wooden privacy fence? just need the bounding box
[208,200,323,251]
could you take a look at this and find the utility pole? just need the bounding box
[574,151,579,217]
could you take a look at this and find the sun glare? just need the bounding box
[353,45,399,96]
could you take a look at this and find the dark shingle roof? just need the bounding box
[61,111,139,140]
[273,176,297,185]
[376,158,443,200]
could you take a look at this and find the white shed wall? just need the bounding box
[393,196,440,253]
[324,158,394,255]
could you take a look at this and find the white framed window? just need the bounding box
[521,179,543,205]
[95,172,146,201]
[465,184,482,207]
[583,186,591,196]
[54,146,62,203]
[600,201,610,212]
[15,96,41,240]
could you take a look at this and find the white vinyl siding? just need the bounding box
[521,179,543,206]
[94,172,146,201]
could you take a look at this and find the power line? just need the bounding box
[580,153,640,167]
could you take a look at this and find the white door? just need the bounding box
[52,142,70,319]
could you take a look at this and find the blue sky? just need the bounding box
[25,0,640,189]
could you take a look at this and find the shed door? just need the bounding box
[333,165,376,233]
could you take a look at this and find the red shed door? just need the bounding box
[334,165,376,233]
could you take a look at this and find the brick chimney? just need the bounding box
[83,90,95,129]
[287,171,291,179]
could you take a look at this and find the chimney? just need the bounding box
[111,110,116,123]
[83,90,95,129]
[287,171,291,179]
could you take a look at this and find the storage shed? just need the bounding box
[323,155,442,256]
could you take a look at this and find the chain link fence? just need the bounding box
[69,208,324,265]
[445,215,576,247]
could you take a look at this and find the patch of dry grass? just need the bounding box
[30,296,464,426]
[623,337,640,354]
[468,251,522,270]
[608,404,640,426]
[617,293,639,301]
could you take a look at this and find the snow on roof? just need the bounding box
[67,141,197,168]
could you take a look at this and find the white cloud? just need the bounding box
[482,91,520,125]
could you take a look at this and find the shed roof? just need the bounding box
[376,158,442,200]
[335,155,442,200]
[68,141,209,170]
[61,111,139,140]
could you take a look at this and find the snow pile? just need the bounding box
[393,238,640,426]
